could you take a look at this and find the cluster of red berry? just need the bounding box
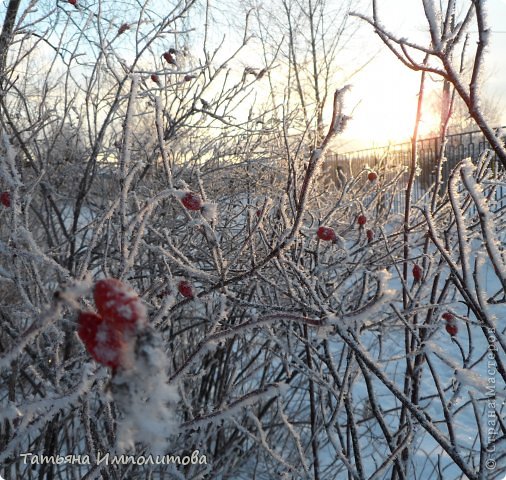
[316,214,374,244]
[442,312,458,336]
[78,276,195,369]
[173,191,200,298]
[151,49,196,85]
[151,73,196,84]
[78,279,147,369]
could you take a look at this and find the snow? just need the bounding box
[422,0,442,50]
[201,201,218,223]
[461,159,506,287]
[111,328,180,455]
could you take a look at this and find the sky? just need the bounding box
[22,0,504,154]
[339,0,506,150]
[206,0,506,151]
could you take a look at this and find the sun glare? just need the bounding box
[345,88,441,147]
[341,54,443,148]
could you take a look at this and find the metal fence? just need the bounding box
[325,128,506,212]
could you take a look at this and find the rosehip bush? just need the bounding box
[1,2,503,477]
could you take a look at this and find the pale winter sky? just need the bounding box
[188,0,505,151]
[340,0,506,149]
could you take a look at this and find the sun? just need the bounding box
[416,111,441,139]
[342,59,442,147]
[345,90,441,146]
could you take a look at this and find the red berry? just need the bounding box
[177,280,193,298]
[445,323,458,336]
[368,171,377,182]
[317,226,337,242]
[357,215,367,226]
[184,74,196,82]
[67,0,77,6]
[442,312,454,321]
[163,51,176,65]
[178,280,194,298]
[93,278,146,332]
[412,264,423,282]
[78,312,126,368]
[256,209,262,217]
[118,23,130,35]
[91,322,126,368]
[0,191,11,207]
[151,74,160,84]
[366,229,374,242]
[181,192,202,211]
[78,311,103,347]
